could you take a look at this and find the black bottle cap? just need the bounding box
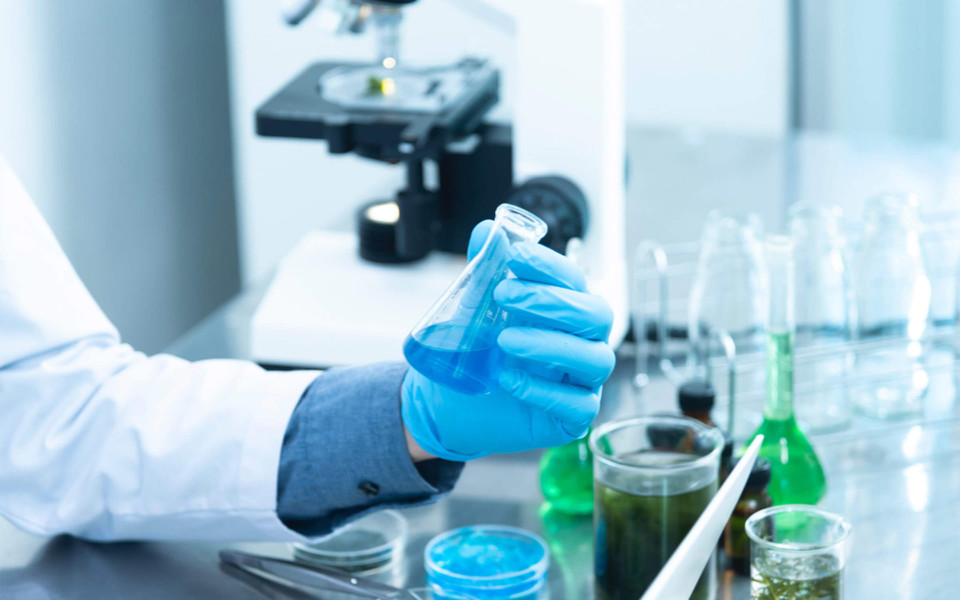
[733,456,772,491]
[646,424,688,450]
[678,379,716,413]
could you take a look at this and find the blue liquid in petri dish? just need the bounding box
[403,322,503,395]
[425,526,549,599]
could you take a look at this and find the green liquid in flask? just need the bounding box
[748,331,826,505]
[539,436,593,515]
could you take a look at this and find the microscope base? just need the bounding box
[250,231,466,368]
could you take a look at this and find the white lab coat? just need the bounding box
[0,155,318,541]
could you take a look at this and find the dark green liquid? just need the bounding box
[594,452,717,600]
[751,555,842,600]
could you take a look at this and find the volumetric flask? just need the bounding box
[790,203,852,433]
[403,204,547,395]
[746,505,851,600]
[590,416,723,600]
[852,194,930,419]
[688,212,767,379]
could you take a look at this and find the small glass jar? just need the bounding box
[789,203,853,433]
[723,456,772,575]
[425,525,549,599]
[688,212,767,379]
[746,505,851,600]
[852,194,930,419]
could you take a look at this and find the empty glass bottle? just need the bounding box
[789,203,852,433]
[852,194,930,419]
[747,236,826,506]
[688,212,767,379]
[403,204,547,394]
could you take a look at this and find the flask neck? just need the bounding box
[764,235,795,421]
[764,329,795,421]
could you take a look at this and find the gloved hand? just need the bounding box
[401,220,616,462]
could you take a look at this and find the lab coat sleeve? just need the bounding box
[277,362,464,537]
[0,155,310,541]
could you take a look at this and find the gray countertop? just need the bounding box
[5,128,960,599]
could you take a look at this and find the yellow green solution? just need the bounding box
[751,554,842,600]
[748,330,826,505]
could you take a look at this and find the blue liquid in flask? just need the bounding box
[403,322,504,395]
[403,204,548,395]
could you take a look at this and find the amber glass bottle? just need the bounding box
[725,456,773,575]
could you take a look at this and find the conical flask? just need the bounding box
[403,204,548,395]
[747,235,826,505]
[539,431,594,515]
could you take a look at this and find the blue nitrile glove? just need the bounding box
[401,220,616,462]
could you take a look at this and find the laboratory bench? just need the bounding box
[5,127,960,598]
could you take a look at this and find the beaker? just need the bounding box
[852,194,930,419]
[590,415,723,600]
[403,204,548,395]
[746,505,851,600]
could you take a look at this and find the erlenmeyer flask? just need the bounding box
[748,236,826,506]
[403,204,548,395]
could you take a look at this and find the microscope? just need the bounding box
[251,0,626,367]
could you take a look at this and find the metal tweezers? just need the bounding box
[219,549,418,600]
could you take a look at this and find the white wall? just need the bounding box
[0,1,240,353]
[226,0,789,283]
[625,0,789,135]
[798,0,955,140]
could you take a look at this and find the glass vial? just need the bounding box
[403,204,547,394]
[852,194,930,419]
[747,236,826,506]
[688,212,767,380]
[789,203,853,433]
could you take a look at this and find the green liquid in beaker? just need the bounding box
[539,437,594,515]
[748,331,826,505]
[594,452,716,600]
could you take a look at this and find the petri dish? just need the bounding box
[425,525,550,599]
[291,510,407,576]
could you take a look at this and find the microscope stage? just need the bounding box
[256,59,499,162]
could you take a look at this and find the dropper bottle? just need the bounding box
[747,236,826,505]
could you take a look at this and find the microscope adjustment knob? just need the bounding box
[507,176,589,254]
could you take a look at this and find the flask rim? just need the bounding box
[495,204,548,242]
